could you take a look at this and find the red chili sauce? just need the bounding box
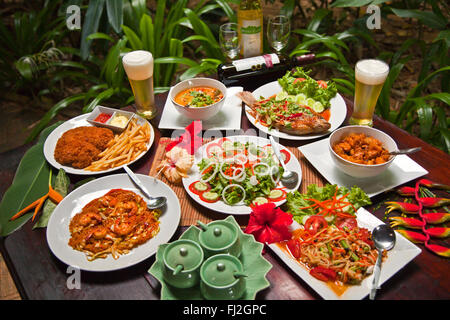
[94,112,112,123]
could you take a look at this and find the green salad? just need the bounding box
[277,67,338,113]
[191,140,288,206]
[285,184,371,225]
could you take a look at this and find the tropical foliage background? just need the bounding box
[0,0,448,152]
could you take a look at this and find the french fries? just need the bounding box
[85,119,151,171]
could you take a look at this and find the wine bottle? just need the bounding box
[217,53,316,89]
[238,0,263,58]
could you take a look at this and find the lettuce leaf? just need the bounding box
[285,184,371,225]
[278,67,337,108]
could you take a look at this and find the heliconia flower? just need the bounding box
[385,201,420,214]
[396,229,428,243]
[422,212,450,225]
[425,243,450,258]
[417,179,450,191]
[425,227,450,239]
[418,197,450,208]
[244,202,293,244]
[389,216,424,229]
[396,186,416,197]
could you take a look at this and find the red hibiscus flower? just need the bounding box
[244,202,293,244]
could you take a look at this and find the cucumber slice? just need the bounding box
[296,93,306,105]
[306,98,315,107]
[194,181,208,192]
[252,197,269,205]
[275,91,288,101]
[269,189,284,199]
[221,140,234,150]
[202,191,220,201]
[312,101,324,113]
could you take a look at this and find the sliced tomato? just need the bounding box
[336,217,358,231]
[293,77,306,84]
[199,191,220,203]
[357,227,374,247]
[280,149,291,164]
[287,238,302,259]
[188,181,211,195]
[317,80,328,89]
[304,215,328,234]
[268,188,287,202]
[310,266,337,282]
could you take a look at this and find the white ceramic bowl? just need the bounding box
[170,78,227,120]
[329,125,397,178]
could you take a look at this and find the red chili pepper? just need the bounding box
[286,112,303,120]
[389,216,424,229]
[422,212,450,225]
[418,197,450,208]
[385,201,420,214]
[396,186,416,197]
[396,229,428,243]
[425,243,450,258]
[424,227,450,238]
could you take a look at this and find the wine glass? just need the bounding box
[267,15,290,53]
[219,22,240,60]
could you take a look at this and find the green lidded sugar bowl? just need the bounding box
[197,220,241,258]
[200,254,247,300]
[162,239,204,289]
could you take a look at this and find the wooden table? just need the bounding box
[1,86,449,300]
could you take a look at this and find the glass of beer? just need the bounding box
[350,59,389,126]
[122,50,156,119]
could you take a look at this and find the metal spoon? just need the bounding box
[269,136,299,188]
[370,224,396,300]
[389,147,421,156]
[123,165,167,210]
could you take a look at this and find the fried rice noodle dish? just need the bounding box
[68,189,160,261]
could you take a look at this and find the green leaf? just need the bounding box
[106,0,123,34]
[33,169,70,229]
[82,87,117,113]
[26,93,87,143]
[86,32,115,42]
[389,7,447,30]
[122,25,143,50]
[154,56,198,67]
[416,103,433,140]
[80,0,106,60]
[307,9,331,32]
[140,14,154,53]
[0,122,61,236]
[331,0,372,8]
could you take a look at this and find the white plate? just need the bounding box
[43,113,154,175]
[244,81,347,140]
[46,174,181,272]
[269,207,421,300]
[299,138,428,198]
[182,135,302,215]
[159,86,243,130]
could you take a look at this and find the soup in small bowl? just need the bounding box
[170,78,227,120]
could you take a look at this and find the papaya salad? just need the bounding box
[281,184,383,286]
[188,138,292,207]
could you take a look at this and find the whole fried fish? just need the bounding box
[236,91,331,135]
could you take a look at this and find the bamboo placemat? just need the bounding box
[149,138,327,226]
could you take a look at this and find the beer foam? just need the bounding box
[122,50,153,80]
[355,59,389,85]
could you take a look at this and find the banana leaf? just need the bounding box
[0,122,62,237]
[33,169,70,229]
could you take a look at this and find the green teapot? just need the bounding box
[200,254,247,300]
[162,239,204,289]
[197,220,241,258]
